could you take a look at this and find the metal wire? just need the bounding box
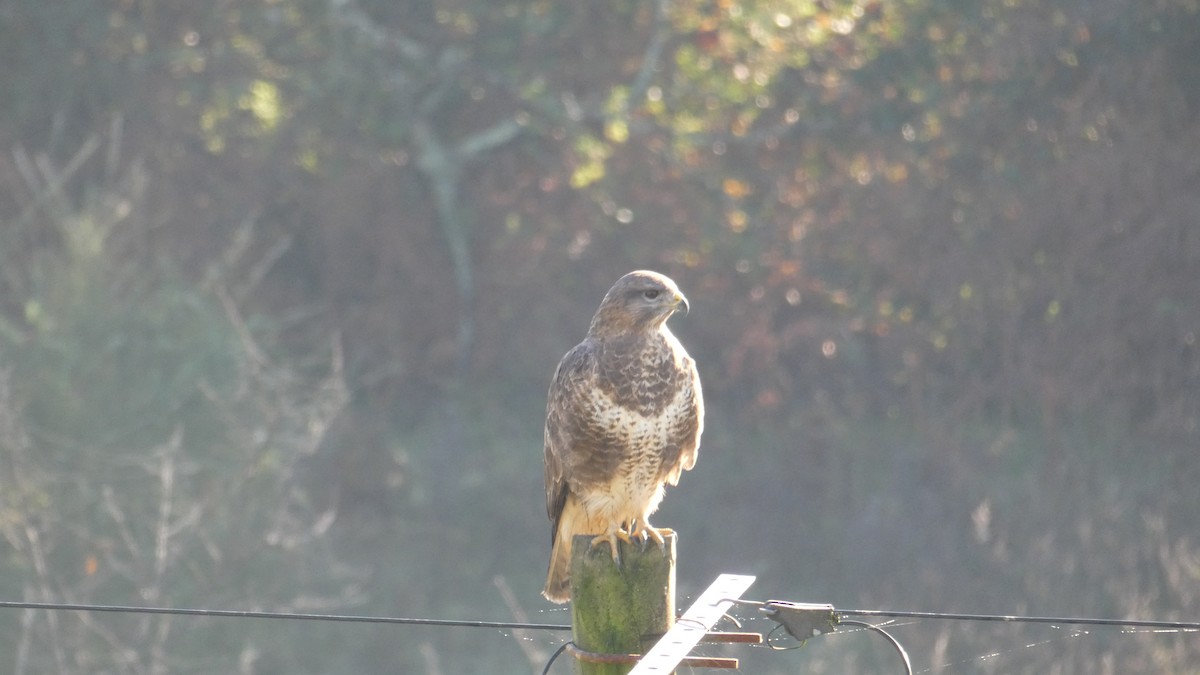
[837,608,1200,631]
[8,596,1197,674]
[837,619,914,675]
[0,600,570,632]
[7,598,1194,633]
[541,641,573,675]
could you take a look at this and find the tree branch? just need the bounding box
[624,0,672,114]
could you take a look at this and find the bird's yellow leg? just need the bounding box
[589,525,633,564]
[629,519,673,549]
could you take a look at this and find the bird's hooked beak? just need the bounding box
[674,292,690,316]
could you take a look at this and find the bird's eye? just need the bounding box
[642,289,661,300]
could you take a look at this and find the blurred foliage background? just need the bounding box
[0,0,1198,672]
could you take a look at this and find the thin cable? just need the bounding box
[837,619,913,675]
[541,641,572,675]
[837,608,1200,631]
[11,598,1195,633]
[0,600,570,631]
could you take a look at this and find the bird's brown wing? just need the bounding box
[661,352,704,486]
[543,339,597,533]
[679,354,704,473]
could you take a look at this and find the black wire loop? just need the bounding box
[541,641,572,675]
[837,619,914,675]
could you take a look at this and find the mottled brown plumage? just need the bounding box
[542,270,703,603]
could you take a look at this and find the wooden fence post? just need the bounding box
[568,532,676,675]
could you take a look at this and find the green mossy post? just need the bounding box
[568,532,676,675]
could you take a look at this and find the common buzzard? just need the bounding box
[542,270,703,603]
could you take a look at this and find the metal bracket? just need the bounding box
[630,573,757,673]
[760,601,838,641]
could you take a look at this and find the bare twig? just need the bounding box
[418,642,443,675]
[215,283,271,367]
[493,575,549,673]
[16,602,34,675]
[12,135,102,229]
[102,486,145,575]
[239,233,293,301]
[23,526,68,674]
[327,0,427,62]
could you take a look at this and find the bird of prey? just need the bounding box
[542,270,703,603]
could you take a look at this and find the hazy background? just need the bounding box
[1,0,1197,672]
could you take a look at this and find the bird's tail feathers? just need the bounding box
[542,494,590,604]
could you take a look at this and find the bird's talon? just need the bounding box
[626,521,673,551]
[590,533,622,565]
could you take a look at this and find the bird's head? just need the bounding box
[589,270,689,335]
